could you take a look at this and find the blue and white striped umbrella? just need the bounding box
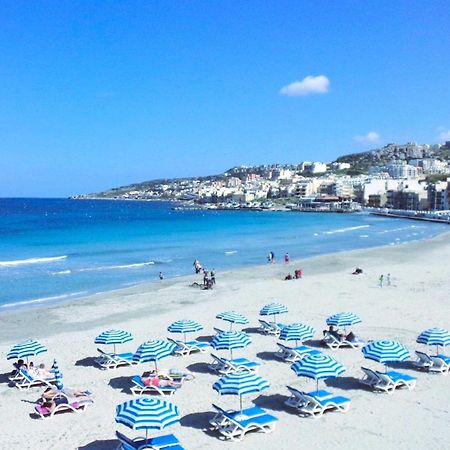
[6,340,47,363]
[211,331,251,359]
[260,303,289,321]
[167,320,203,343]
[116,397,180,440]
[95,329,133,354]
[362,340,410,366]
[326,312,362,328]
[291,353,345,390]
[417,328,450,354]
[51,359,64,389]
[279,323,316,345]
[213,372,270,413]
[216,311,249,330]
[133,340,176,370]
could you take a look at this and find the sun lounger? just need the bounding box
[209,403,267,430]
[360,367,381,388]
[284,386,333,409]
[371,371,416,394]
[274,343,320,363]
[287,390,350,418]
[258,319,285,336]
[215,411,278,441]
[213,327,225,335]
[95,348,138,370]
[13,369,57,391]
[130,376,180,396]
[322,332,365,350]
[35,399,93,419]
[208,353,261,375]
[414,351,450,375]
[167,338,209,357]
[115,430,185,450]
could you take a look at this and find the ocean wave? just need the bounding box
[225,251,238,255]
[77,261,155,272]
[359,234,369,238]
[51,269,72,275]
[0,255,67,267]
[0,291,87,309]
[324,225,370,235]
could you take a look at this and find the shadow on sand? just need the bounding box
[253,393,289,412]
[181,410,215,430]
[186,362,211,374]
[108,376,132,394]
[324,376,371,392]
[78,439,118,449]
[75,356,98,368]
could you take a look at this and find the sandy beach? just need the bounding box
[1,232,449,450]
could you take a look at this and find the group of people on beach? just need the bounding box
[323,325,357,343]
[191,259,216,290]
[284,269,303,280]
[268,251,291,264]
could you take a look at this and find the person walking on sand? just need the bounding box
[386,273,391,286]
[379,274,384,287]
[284,253,290,264]
[270,251,275,263]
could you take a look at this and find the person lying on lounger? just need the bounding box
[142,368,194,380]
[29,363,54,379]
[140,376,182,388]
[42,386,94,401]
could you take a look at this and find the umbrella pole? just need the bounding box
[230,349,233,360]
[154,360,158,372]
[184,332,187,343]
[240,395,243,415]
[316,379,319,392]
[146,428,148,443]
[229,322,232,331]
[114,344,116,354]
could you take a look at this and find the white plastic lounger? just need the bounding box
[360,367,381,388]
[414,351,450,375]
[95,348,138,370]
[209,403,267,430]
[258,319,285,336]
[275,343,320,363]
[380,371,416,390]
[295,392,351,418]
[167,338,209,357]
[130,376,180,396]
[35,399,93,419]
[284,386,333,409]
[115,430,185,450]
[216,412,278,441]
[14,369,57,391]
[322,332,365,350]
[208,354,261,375]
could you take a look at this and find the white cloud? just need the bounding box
[353,131,380,144]
[438,129,450,142]
[280,75,330,97]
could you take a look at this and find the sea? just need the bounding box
[0,198,447,310]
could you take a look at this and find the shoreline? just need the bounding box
[1,230,449,344]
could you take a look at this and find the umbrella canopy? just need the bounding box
[7,340,47,363]
[362,340,410,365]
[216,311,249,330]
[167,320,203,343]
[51,359,64,389]
[95,329,133,354]
[116,397,180,440]
[326,312,362,328]
[133,340,176,370]
[259,303,288,321]
[291,353,345,390]
[279,323,315,345]
[417,328,450,354]
[211,331,251,359]
[213,372,270,413]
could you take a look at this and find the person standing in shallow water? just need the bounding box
[284,253,290,264]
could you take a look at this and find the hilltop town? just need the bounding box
[74,141,450,215]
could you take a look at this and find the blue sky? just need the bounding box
[1,1,449,197]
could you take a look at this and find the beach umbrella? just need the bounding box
[213,372,270,415]
[116,397,180,441]
[6,339,48,365]
[167,320,203,343]
[211,331,251,359]
[216,311,249,330]
[291,353,345,391]
[417,328,450,355]
[279,323,316,346]
[362,340,410,370]
[260,303,288,323]
[95,329,133,354]
[51,359,64,389]
[326,312,362,331]
[133,340,176,370]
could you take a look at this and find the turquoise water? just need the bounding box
[0,198,447,309]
